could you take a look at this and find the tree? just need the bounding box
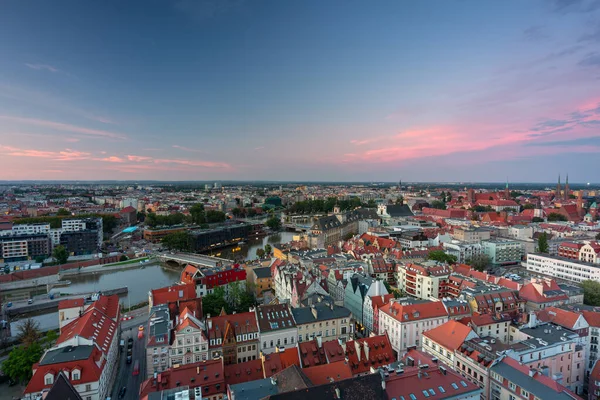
[427,250,457,264]
[205,210,226,223]
[119,255,128,262]
[52,245,69,265]
[17,318,41,347]
[366,199,377,208]
[430,200,446,210]
[2,342,43,383]
[532,217,544,223]
[466,254,490,272]
[582,280,600,306]
[57,208,70,216]
[343,232,355,241]
[537,232,549,253]
[547,212,568,222]
[522,203,535,210]
[202,286,229,317]
[256,248,266,258]
[161,231,192,252]
[264,244,272,255]
[266,216,282,230]
[395,196,404,205]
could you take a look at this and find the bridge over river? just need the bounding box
[157,252,234,268]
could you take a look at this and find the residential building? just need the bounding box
[580,241,600,264]
[443,241,483,264]
[453,227,491,243]
[41,371,83,400]
[256,304,297,355]
[207,311,259,364]
[343,274,388,330]
[291,301,352,342]
[148,283,197,310]
[489,356,580,400]
[321,334,395,376]
[455,337,503,398]
[227,364,312,400]
[57,298,86,331]
[583,310,600,370]
[558,242,584,260]
[170,306,209,366]
[526,253,600,283]
[589,359,600,400]
[248,266,273,299]
[379,298,449,353]
[519,279,569,311]
[481,239,524,266]
[0,233,51,261]
[146,304,171,375]
[396,261,452,300]
[422,319,478,367]
[469,312,512,343]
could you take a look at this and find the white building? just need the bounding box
[256,304,298,354]
[443,241,483,263]
[525,253,600,283]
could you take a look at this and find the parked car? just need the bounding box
[119,386,127,399]
[126,355,132,364]
[28,299,33,305]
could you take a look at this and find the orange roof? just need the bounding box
[380,299,448,322]
[301,360,352,385]
[263,347,301,377]
[536,307,581,330]
[151,283,197,306]
[58,298,85,310]
[423,320,474,351]
[583,311,600,328]
[224,359,264,386]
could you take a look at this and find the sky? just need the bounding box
[1,0,600,183]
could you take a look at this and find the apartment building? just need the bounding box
[146,304,171,375]
[453,227,491,243]
[344,274,388,329]
[525,253,600,283]
[422,319,477,367]
[481,239,524,265]
[379,298,449,353]
[207,311,259,364]
[469,313,512,343]
[256,304,297,355]
[292,301,352,342]
[170,307,209,366]
[396,261,452,300]
[455,337,503,399]
[443,241,483,264]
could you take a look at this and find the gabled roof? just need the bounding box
[300,360,353,385]
[380,299,448,322]
[224,358,264,386]
[58,298,85,310]
[150,283,196,306]
[536,307,583,330]
[423,320,475,351]
[44,371,83,400]
[582,311,600,328]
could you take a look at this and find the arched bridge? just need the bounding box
[158,252,234,268]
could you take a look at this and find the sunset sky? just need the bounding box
[1,0,600,182]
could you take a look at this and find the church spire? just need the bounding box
[556,174,562,199]
[564,173,570,201]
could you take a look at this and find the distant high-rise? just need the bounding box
[556,174,561,200]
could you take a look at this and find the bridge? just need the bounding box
[282,223,312,232]
[157,252,234,268]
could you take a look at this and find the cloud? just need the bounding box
[578,52,600,67]
[0,145,91,161]
[154,158,231,169]
[579,23,600,43]
[550,0,600,14]
[99,156,125,163]
[0,115,126,139]
[172,144,206,153]
[523,26,550,41]
[25,63,59,73]
[127,155,153,162]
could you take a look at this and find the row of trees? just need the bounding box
[286,197,371,214]
[145,206,226,228]
[427,250,458,264]
[161,231,193,252]
[2,319,58,384]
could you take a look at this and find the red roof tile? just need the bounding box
[423,320,474,351]
[58,298,85,310]
[301,360,352,385]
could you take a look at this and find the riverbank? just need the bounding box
[58,257,151,278]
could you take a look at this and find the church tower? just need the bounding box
[564,174,570,201]
[556,174,561,200]
[504,179,510,199]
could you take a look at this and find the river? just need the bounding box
[204,231,296,260]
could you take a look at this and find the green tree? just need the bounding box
[231,208,243,218]
[256,248,266,258]
[17,318,41,348]
[430,200,446,210]
[161,231,192,252]
[582,280,600,306]
[427,250,457,264]
[119,255,128,262]
[537,232,549,253]
[547,212,568,222]
[366,199,377,208]
[264,244,272,255]
[52,245,69,265]
[202,286,229,316]
[466,254,490,272]
[532,217,544,223]
[266,216,282,230]
[2,342,43,383]
[57,208,70,216]
[522,203,535,210]
[205,210,226,223]
[395,196,404,205]
[343,232,355,241]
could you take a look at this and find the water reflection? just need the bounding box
[205,232,296,261]
[52,264,181,305]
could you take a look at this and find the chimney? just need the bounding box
[311,305,318,320]
[363,341,370,360]
[208,319,212,330]
[338,338,346,354]
[317,336,322,348]
[529,367,536,378]
[355,341,361,361]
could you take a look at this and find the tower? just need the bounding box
[467,188,475,204]
[577,189,583,215]
[556,174,561,200]
[504,179,510,199]
[564,174,570,201]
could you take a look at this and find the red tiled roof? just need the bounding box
[263,347,301,377]
[120,206,136,213]
[536,307,581,330]
[500,357,578,396]
[58,298,85,310]
[346,334,394,375]
[583,311,600,328]
[301,360,352,385]
[380,300,448,322]
[224,359,264,386]
[207,311,258,346]
[423,320,474,351]
[519,281,568,304]
[150,283,197,306]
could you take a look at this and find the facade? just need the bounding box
[481,239,524,265]
[170,307,209,366]
[525,253,600,283]
[443,241,483,264]
[207,311,259,365]
[146,304,171,375]
[469,313,512,343]
[453,227,491,243]
[379,298,449,353]
[291,301,352,342]
[580,242,600,264]
[58,298,86,331]
[256,304,297,355]
[60,230,99,255]
[454,337,499,399]
[0,233,51,261]
[396,261,452,300]
[558,242,584,260]
[343,274,388,329]
[249,266,273,299]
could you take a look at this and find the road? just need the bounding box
[111,313,149,400]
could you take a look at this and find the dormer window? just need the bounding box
[45,374,54,385]
[72,370,80,380]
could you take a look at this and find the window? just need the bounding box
[72,371,80,380]
[45,376,53,385]
[521,389,529,397]
[85,384,92,391]
[509,382,516,391]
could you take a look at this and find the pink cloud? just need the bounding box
[127,155,152,162]
[98,156,125,163]
[0,146,91,161]
[154,158,231,169]
[0,115,127,139]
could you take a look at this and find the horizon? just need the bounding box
[2,1,600,181]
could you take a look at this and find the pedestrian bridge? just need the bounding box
[157,252,233,268]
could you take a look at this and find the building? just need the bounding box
[379,298,449,353]
[58,298,86,331]
[60,230,100,255]
[119,205,137,226]
[443,241,483,264]
[580,242,600,264]
[321,334,395,376]
[207,311,259,365]
[148,283,198,310]
[139,359,225,400]
[453,227,491,243]
[422,319,478,367]
[23,295,120,400]
[291,301,352,342]
[589,359,600,400]
[62,218,103,250]
[558,242,584,260]
[469,312,512,343]
[170,306,209,366]
[454,337,503,399]
[256,304,297,355]
[143,225,189,242]
[343,273,388,330]
[526,253,600,283]
[481,239,524,266]
[489,356,580,400]
[0,233,51,261]
[189,224,252,252]
[146,304,171,375]
[396,261,452,300]
[247,266,273,299]
[41,371,83,400]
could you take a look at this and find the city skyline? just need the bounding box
[1,0,600,181]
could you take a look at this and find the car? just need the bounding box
[28,299,33,304]
[127,337,133,344]
[138,324,144,331]
[126,355,132,364]
[6,302,12,308]
[118,386,127,399]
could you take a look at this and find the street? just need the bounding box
[111,313,149,400]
